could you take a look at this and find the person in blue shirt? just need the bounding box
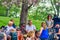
[39,22,49,40]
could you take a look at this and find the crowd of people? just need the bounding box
[0,14,60,40]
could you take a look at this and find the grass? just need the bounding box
[0,16,19,26]
[0,16,43,30]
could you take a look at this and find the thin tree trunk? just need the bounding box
[6,8,9,16]
[6,5,11,17]
[20,0,33,26]
[50,0,56,14]
[20,0,28,26]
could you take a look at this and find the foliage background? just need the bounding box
[0,0,60,30]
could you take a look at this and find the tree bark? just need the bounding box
[6,8,9,16]
[20,0,28,26]
[6,5,11,17]
[20,0,33,26]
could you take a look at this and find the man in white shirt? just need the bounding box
[6,21,14,34]
[26,20,36,32]
[6,21,14,40]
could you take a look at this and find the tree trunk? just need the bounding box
[6,5,11,17]
[6,8,9,16]
[56,5,59,16]
[50,0,56,14]
[20,0,28,26]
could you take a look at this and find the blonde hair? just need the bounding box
[41,22,47,29]
[8,21,13,26]
[27,31,35,37]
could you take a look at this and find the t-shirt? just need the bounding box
[6,26,14,35]
[26,25,36,32]
[46,20,54,27]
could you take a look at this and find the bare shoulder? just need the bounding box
[40,27,43,30]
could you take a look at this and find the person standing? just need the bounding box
[6,21,14,40]
[46,14,54,40]
[46,14,54,30]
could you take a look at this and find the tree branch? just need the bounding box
[28,3,33,9]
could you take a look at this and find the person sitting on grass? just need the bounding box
[6,21,14,40]
[16,28,24,40]
[26,31,35,40]
[39,22,49,40]
[26,20,36,33]
[0,28,7,40]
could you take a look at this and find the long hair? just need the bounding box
[47,14,52,20]
[41,22,47,29]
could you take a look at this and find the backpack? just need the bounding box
[10,32,17,40]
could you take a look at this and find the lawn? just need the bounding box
[0,16,43,30]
